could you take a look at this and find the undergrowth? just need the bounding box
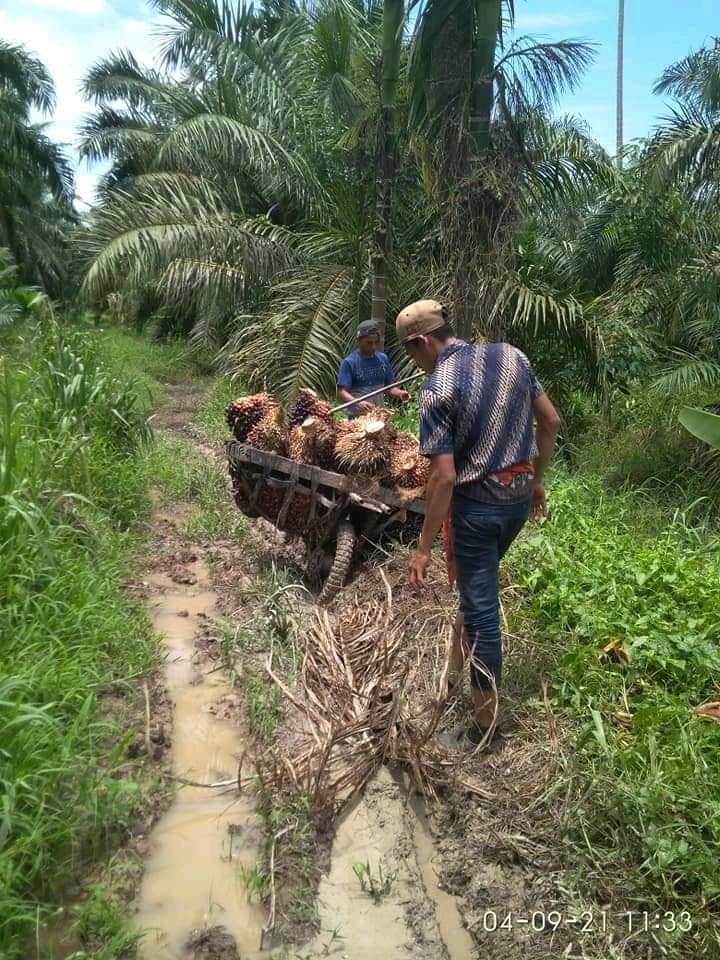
[0,320,172,959]
[505,472,720,957]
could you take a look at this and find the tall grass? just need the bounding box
[0,321,158,958]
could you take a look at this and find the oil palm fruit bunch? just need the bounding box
[289,416,337,470]
[245,405,288,455]
[288,388,334,430]
[225,392,275,441]
[386,433,429,491]
[255,486,310,535]
[335,414,395,477]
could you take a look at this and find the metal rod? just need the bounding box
[330,371,424,414]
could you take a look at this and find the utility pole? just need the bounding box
[616,0,624,169]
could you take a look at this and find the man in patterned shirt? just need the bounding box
[395,299,560,748]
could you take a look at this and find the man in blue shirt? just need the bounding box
[337,320,409,417]
[395,299,561,750]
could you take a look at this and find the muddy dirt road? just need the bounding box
[134,386,482,960]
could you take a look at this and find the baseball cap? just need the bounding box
[395,300,447,343]
[357,320,380,338]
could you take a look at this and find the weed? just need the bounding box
[352,859,396,904]
[287,881,320,928]
[237,861,270,902]
[320,925,344,955]
[0,321,163,959]
[504,471,720,954]
[245,674,283,743]
[192,375,236,445]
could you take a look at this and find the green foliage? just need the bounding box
[506,473,720,953]
[245,674,283,744]
[0,41,75,296]
[76,0,609,403]
[0,324,159,958]
[679,406,720,449]
[192,375,235,444]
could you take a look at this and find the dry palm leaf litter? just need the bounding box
[254,571,492,815]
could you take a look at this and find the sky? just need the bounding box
[1,0,717,207]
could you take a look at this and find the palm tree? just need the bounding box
[77,0,610,401]
[649,37,720,190]
[370,0,404,343]
[616,0,624,168]
[408,0,597,338]
[0,41,74,295]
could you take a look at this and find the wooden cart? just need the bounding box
[226,441,426,602]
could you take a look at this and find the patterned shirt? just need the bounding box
[419,341,544,498]
[337,350,395,418]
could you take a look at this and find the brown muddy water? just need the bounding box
[136,561,267,959]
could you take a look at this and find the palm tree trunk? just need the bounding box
[371,0,404,345]
[616,0,624,169]
[469,0,501,154]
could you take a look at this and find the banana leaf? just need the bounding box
[679,406,720,449]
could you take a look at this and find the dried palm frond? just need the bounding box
[254,577,491,815]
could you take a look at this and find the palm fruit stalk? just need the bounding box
[244,405,288,455]
[225,392,275,441]
[289,416,337,470]
[334,413,395,477]
[288,388,334,430]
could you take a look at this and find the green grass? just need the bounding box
[505,472,720,956]
[139,432,247,543]
[0,321,163,959]
[94,323,210,409]
[192,375,235,445]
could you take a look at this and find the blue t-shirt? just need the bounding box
[337,350,395,417]
[419,341,543,493]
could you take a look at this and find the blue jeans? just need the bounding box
[451,493,530,689]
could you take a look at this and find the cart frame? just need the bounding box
[226,441,425,601]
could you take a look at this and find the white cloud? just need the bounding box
[22,0,109,13]
[0,3,157,202]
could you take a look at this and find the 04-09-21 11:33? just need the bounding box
[479,910,693,934]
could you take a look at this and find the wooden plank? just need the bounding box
[226,441,426,516]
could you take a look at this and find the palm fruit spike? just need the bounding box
[289,416,337,470]
[387,432,429,490]
[245,405,288,455]
[334,414,394,476]
[225,392,274,441]
[288,388,334,430]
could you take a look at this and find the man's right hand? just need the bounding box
[530,482,547,522]
[358,400,374,413]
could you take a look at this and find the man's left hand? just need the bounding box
[409,547,431,585]
[396,388,410,403]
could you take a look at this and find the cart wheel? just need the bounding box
[318,521,356,604]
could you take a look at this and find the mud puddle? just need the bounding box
[137,560,267,959]
[409,795,476,959]
[299,768,476,960]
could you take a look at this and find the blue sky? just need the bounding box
[1,0,716,205]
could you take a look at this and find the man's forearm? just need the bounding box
[419,474,454,553]
[338,387,354,405]
[534,425,558,482]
